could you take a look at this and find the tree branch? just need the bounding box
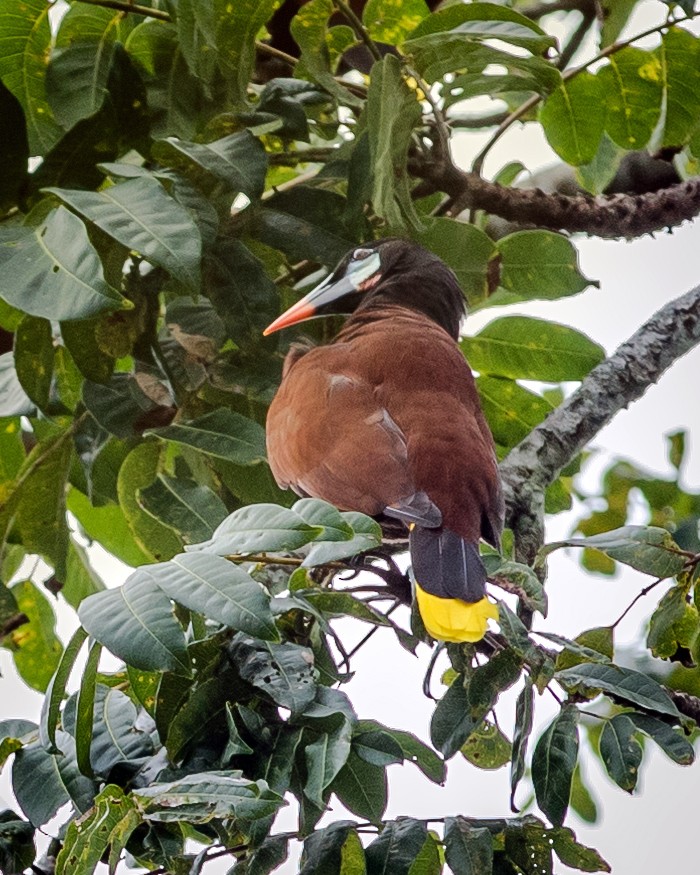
[499,284,700,556]
[414,154,700,238]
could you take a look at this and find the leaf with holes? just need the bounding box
[0,208,126,321]
[47,178,202,291]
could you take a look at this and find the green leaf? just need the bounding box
[496,230,592,300]
[300,821,361,875]
[13,316,54,412]
[368,725,445,784]
[0,721,36,770]
[407,13,554,55]
[133,772,284,823]
[116,443,184,563]
[647,583,697,659]
[47,178,202,291]
[192,503,322,554]
[483,556,547,617]
[570,764,598,825]
[153,131,267,199]
[304,511,383,565]
[549,826,610,873]
[56,784,141,875]
[444,817,493,875]
[408,831,441,875]
[532,705,579,827]
[230,635,317,715]
[540,525,687,578]
[304,723,353,807]
[0,809,35,875]
[255,187,357,267]
[146,553,280,641]
[503,818,553,874]
[598,48,663,150]
[12,733,97,826]
[39,627,88,752]
[126,18,208,140]
[366,54,424,232]
[627,713,694,765]
[551,626,614,672]
[66,488,151,568]
[212,0,282,107]
[476,376,554,449]
[556,663,681,718]
[138,475,228,545]
[87,685,154,777]
[414,218,496,306]
[293,498,354,542]
[147,407,266,465]
[353,724,404,767]
[75,639,101,778]
[405,29,559,88]
[3,581,62,693]
[61,539,105,608]
[461,720,511,770]
[245,834,290,875]
[365,818,428,874]
[46,12,134,129]
[363,0,429,44]
[0,207,126,321]
[290,0,362,107]
[510,679,534,808]
[0,0,62,155]
[599,714,642,792]
[78,570,191,675]
[164,672,233,762]
[540,73,605,166]
[203,237,280,349]
[462,317,604,382]
[333,749,387,824]
[223,702,254,760]
[408,3,551,43]
[431,651,522,758]
[658,28,700,148]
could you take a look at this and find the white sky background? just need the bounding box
[2,1,700,872]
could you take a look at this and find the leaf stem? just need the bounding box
[333,0,383,62]
[610,576,666,629]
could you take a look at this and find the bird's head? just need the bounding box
[263,238,467,340]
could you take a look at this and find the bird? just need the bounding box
[263,238,504,642]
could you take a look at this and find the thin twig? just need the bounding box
[333,0,383,62]
[610,577,666,629]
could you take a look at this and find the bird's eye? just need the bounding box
[352,248,373,261]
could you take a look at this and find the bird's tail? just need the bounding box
[409,527,498,643]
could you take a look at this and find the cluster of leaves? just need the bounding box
[1,0,700,873]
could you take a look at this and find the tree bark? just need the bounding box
[500,283,700,561]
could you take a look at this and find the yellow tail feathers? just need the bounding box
[415,585,498,643]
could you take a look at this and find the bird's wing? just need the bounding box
[266,347,439,521]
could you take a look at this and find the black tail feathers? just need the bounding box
[409,527,486,603]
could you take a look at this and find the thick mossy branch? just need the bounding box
[500,284,700,544]
[415,156,700,239]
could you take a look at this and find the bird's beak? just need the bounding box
[263,251,381,336]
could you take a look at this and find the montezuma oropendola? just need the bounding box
[263,239,504,642]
